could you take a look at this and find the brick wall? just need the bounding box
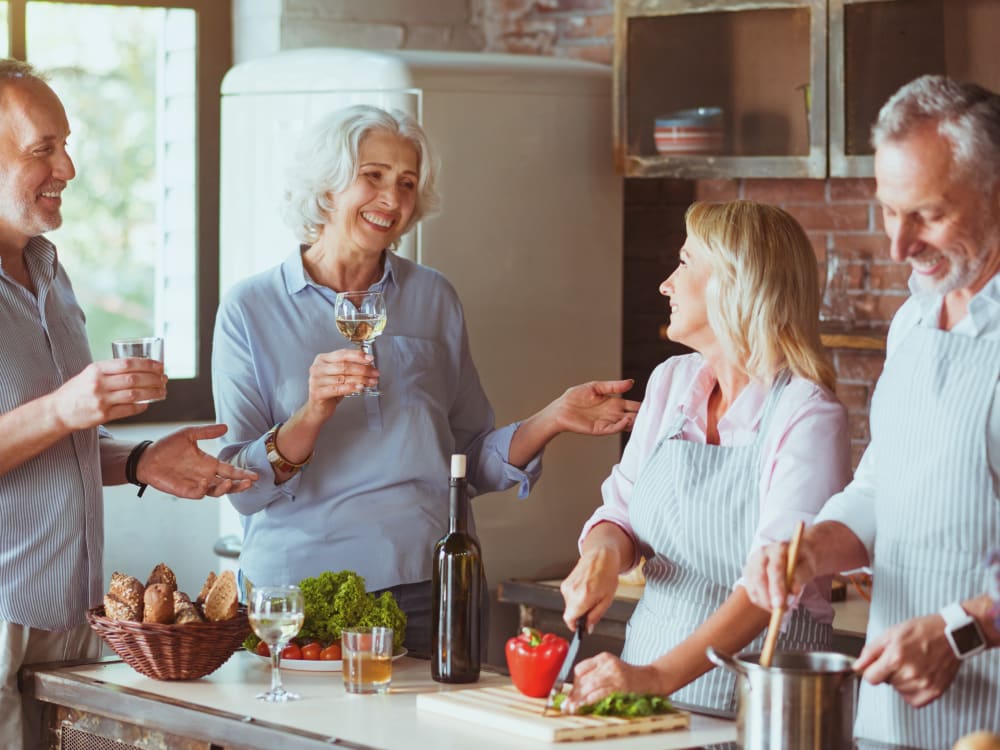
[481,0,906,466]
[232,0,484,62]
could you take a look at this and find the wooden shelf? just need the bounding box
[614,0,827,178]
[660,323,886,351]
[820,325,887,350]
[820,331,885,350]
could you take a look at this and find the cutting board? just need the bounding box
[416,685,690,742]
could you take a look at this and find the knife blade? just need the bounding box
[544,615,587,713]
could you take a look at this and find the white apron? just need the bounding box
[623,371,831,714]
[857,323,1000,747]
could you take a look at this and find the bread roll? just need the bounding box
[203,570,238,622]
[954,732,1000,750]
[143,582,174,624]
[105,572,144,621]
[146,562,177,594]
[173,590,205,625]
[196,571,217,604]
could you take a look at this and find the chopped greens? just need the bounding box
[552,691,676,717]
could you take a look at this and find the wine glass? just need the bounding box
[248,585,305,702]
[334,290,387,397]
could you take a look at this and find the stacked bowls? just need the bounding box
[654,107,724,155]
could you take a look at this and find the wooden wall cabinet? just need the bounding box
[615,0,827,178]
[830,0,1000,176]
[616,0,1000,179]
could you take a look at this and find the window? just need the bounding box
[3,0,230,420]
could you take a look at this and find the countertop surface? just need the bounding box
[26,653,737,750]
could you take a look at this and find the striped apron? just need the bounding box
[623,371,831,714]
[856,324,1000,748]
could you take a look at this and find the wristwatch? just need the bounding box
[264,423,311,475]
[940,602,987,660]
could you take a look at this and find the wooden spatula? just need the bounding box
[759,520,806,668]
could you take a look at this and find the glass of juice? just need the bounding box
[342,626,393,694]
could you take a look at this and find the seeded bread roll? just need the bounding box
[143,582,174,624]
[146,562,177,594]
[196,571,217,604]
[173,590,205,625]
[203,570,238,622]
[105,572,144,621]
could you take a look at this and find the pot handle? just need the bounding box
[706,646,748,677]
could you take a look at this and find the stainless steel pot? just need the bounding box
[707,647,858,750]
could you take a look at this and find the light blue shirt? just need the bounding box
[212,250,542,591]
[0,237,104,630]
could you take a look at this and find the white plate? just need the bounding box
[250,647,407,672]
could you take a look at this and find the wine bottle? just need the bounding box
[431,453,482,683]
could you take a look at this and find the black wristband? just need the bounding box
[125,440,153,497]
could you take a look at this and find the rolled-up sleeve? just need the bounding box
[815,448,878,561]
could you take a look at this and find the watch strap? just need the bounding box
[940,601,987,660]
[264,423,311,475]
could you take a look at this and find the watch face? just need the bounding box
[952,621,986,655]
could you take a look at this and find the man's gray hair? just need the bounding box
[872,74,1000,193]
[0,58,48,83]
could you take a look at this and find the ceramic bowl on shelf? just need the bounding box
[654,107,724,155]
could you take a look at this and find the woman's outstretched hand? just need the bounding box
[553,379,641,435]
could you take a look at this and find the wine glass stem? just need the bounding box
[270,649,285,694]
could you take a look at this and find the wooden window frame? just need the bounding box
[6,0,231,421]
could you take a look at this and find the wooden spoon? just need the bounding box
[759,520,806,668]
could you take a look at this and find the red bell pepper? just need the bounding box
[505,627,570,698]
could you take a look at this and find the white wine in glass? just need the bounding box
[249,585,305,702]
[334,290,386,397]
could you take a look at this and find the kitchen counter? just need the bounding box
[23,653,736,750]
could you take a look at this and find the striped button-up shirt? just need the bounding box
[0,236,104,630]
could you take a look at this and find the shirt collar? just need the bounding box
[23,236,58,282]
[676,356,769,435]
[906,269,1000,336]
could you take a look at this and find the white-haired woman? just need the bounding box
[559,200,851,714]
[211,104,639,655]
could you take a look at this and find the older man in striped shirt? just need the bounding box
[0,60,258,750]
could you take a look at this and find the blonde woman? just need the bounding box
[559,200,851,714]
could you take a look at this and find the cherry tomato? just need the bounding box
[320,643,342,661]
[300,642,322,660]
[255,640,270,657]
[281,643,302,660]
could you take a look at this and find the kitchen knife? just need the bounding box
[544,615,587,713]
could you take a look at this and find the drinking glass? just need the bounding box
[334,291,387,397]
[249,585,305,702]
[111,336,165,403]
[342,626,394,694]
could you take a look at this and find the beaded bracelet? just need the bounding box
[126,440,153,497]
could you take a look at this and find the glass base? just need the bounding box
[256,687,301,702]
[344,680,390,695]
[343,387,380,398]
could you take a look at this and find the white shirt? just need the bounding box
[582,353,851,622]
[818,272,1000,559]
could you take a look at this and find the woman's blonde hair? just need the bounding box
[685,200,836,392]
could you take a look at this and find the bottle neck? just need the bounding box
[449,476,468,533]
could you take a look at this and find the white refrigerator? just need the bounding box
[217,48,623,660]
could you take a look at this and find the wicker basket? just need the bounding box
[87,605,250,680]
